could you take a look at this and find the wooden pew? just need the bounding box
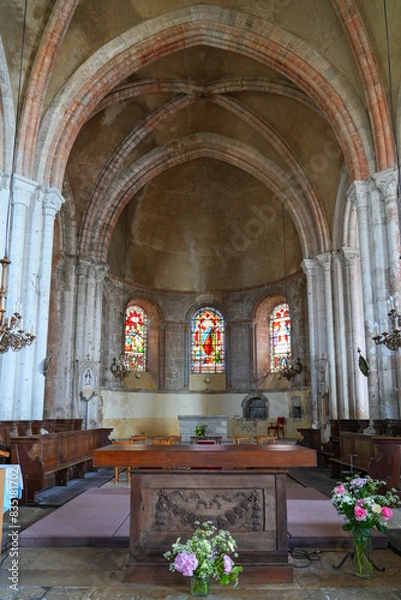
[10,428,112,503]
[329,432,381,479]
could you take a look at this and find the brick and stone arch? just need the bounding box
[33,5,373,191]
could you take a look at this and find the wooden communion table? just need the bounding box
[93,443,316,584]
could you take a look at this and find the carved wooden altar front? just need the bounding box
[93,443,317,584]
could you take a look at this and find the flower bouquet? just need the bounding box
[331,475,400,578]
[164,521,243,595]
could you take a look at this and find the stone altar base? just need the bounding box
[127,469,292,584]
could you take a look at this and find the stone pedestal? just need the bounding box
[178,415,228,442]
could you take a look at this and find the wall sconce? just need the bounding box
[279,356,303,381]
[110,356,130,380]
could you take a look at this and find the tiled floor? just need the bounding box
[1,467,400,599]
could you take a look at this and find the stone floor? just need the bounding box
[1,467,400,599]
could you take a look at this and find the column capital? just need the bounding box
[372,167,398,200]
[77,256,94,277]
[94,262,109,282]
[316,251,332,272]
[347,179,370,210]
[301,257,316,278]
[12,174,42,209]
[44,187,64,217]
[341,247,360,269]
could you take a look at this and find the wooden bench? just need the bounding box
[328,432,401,495]
[0,419,83,448]
[329,432,381,479]
[10,428,112,503]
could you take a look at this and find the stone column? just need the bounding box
[301,258,319,426]
[0,172,10,258]
[372,168,401,416]
[348,181,380,418]
[332,251,349,418]
[342,248,369,418]
[75,258,108,427]
[0,176,39,419]
[316,252,338,420]
[32,188,64,419]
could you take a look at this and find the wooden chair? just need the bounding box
[256,435,276,445]
[152,436,173,445]
[267,417,286,438]
[233,436,255,444]
[130,436,148,445]
[111,439,132,484]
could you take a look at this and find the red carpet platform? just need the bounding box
[19,486,388,549]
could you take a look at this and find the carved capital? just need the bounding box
[347,179,369,211]
[44,187,64,217]
[372,167,398,200]
[342,247,360,269]
[12,174,40,209]
[316,252,332,272]
[301,258,316,278]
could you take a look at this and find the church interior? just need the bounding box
[1,0,401,597]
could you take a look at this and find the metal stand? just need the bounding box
[333,547,385,572]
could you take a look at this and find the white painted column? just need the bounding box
[372,168,401,416]
[316,252,338,420]
[347,181,380,418]
[301,258,319,426]
[0,172,10,258]
[32,188,64,419]
[342,248,369,418]
[0,175,37,419]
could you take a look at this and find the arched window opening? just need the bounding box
[125,304,148,371]
[270,303,291,372]
[191,307,226,373]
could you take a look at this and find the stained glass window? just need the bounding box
[191,307,226,373]
[269,303,291,371]
[125,304,148,371]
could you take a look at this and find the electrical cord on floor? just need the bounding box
[288,547,323,568]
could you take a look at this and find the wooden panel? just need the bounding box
[126,469,292,584]
[93,443,317,470]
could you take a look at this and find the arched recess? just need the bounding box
[81,133,322,263]
[123,295,162,389]
[33,5,373,190]
[85,87,329,257]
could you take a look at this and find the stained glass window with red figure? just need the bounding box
[125,305,148,371]
[191,307,226,373]
[269,303,291,372]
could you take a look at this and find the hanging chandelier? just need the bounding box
[0,0,36,355]
[0,257,35,353]
[372,297,401,351]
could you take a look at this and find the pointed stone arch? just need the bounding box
[34,5,373,190]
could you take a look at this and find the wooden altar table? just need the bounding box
[93,443,317,584]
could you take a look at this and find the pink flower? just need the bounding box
[334,485,345,494]
[356,499,365,506]
[354,505,368,521]
[174,552,198,576]
[223,554,234,574]
[382,506,393,521]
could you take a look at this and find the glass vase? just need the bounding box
[352,529,374,579]
[190,575,210,596]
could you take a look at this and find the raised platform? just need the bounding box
[18,485,387,550]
